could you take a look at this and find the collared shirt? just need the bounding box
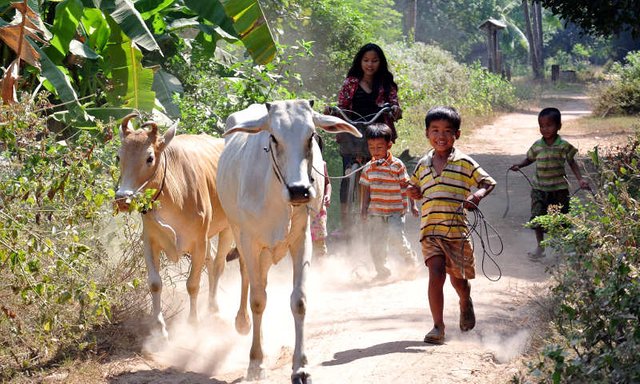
[526,135,578,191]
[410,148,496,240]
[359,152,409,216]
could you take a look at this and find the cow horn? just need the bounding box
[141,121,158,136]
[120,113,139,136]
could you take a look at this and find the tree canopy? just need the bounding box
[540,0,640,37]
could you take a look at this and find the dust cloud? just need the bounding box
[137,238,418,377]
[481,329,531,363]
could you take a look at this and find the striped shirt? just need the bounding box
[410,148,496,240]
[359,152,409,216]
[526,136,577,191]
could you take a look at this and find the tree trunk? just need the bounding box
[534,1,544,77]
[402,0,417,41]
[522,0,542,79]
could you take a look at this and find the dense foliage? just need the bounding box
[524,135,640,383]
[388,42,517,116]
[540,0,640,38]
[0,98,147,379]
[0,0,275,127]
[592,51,640,116]
[168,42,312,135]
[262,0,402,98]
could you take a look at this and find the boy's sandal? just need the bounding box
[460,298,476,332]
[423,326,445,345]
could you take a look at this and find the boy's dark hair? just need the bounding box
[365,123,393,142]
[538,107,562,126]
[425,106,461,131]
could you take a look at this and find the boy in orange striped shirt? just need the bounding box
[360,123,419,280]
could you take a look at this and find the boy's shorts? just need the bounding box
[421,237,475,279]
[530,188,570,222]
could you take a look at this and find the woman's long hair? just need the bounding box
[346,43,397,99]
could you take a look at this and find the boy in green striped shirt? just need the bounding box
[408,106,496,344]
[510,107,589,259]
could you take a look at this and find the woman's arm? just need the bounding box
[337,77,359,109]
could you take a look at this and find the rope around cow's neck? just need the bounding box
[113,151,168,212]
[264,134,287,185]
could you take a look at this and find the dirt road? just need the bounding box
[102,92,620,384]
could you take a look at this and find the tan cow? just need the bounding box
[114,114,250,339]
[217,100,360,383]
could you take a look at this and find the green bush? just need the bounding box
[0,97,146,379]
[386,42,517,117]
[168,42,312,136]
[524,134,640,383]
[592,51,640,116]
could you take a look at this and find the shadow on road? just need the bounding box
[108,368,243,384]
[321,340,429,366]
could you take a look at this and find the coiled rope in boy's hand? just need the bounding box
[428,198,504,281]
[502,168,533,218]
[503,169,595,218]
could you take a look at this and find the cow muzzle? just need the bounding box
[114,190,135,212]
[287,184,315,205]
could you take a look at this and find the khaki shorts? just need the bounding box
[421,237,475,279]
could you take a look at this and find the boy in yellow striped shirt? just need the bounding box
[407,106,496,344]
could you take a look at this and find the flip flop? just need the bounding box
[423,326,445,345]
[460,298,476,332]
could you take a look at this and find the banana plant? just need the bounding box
[0,0,276,126]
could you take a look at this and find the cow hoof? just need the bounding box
[235,313,251,335]
[291,372,311,384]
[246,362,266,381]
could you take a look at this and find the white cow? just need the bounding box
[217,100,360,383]
[114,114,250,339]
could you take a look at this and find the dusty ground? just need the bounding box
[76,92,632,384]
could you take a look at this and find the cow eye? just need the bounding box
[146,155,154,164]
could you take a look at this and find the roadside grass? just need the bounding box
[562,115,639,136]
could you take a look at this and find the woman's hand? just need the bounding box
[391,105,402,120]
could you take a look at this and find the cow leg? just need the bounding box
[186,239,207,325]
[241,238,271,381]
[144,235,168,340]
[235,251,251,335]
[289,222,312,384]
[206,228,233,314]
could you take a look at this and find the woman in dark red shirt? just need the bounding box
[333,43,402,234]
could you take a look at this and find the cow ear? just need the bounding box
[312,112,362,138]
[224,115,268,136]
[159,121,177,150]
